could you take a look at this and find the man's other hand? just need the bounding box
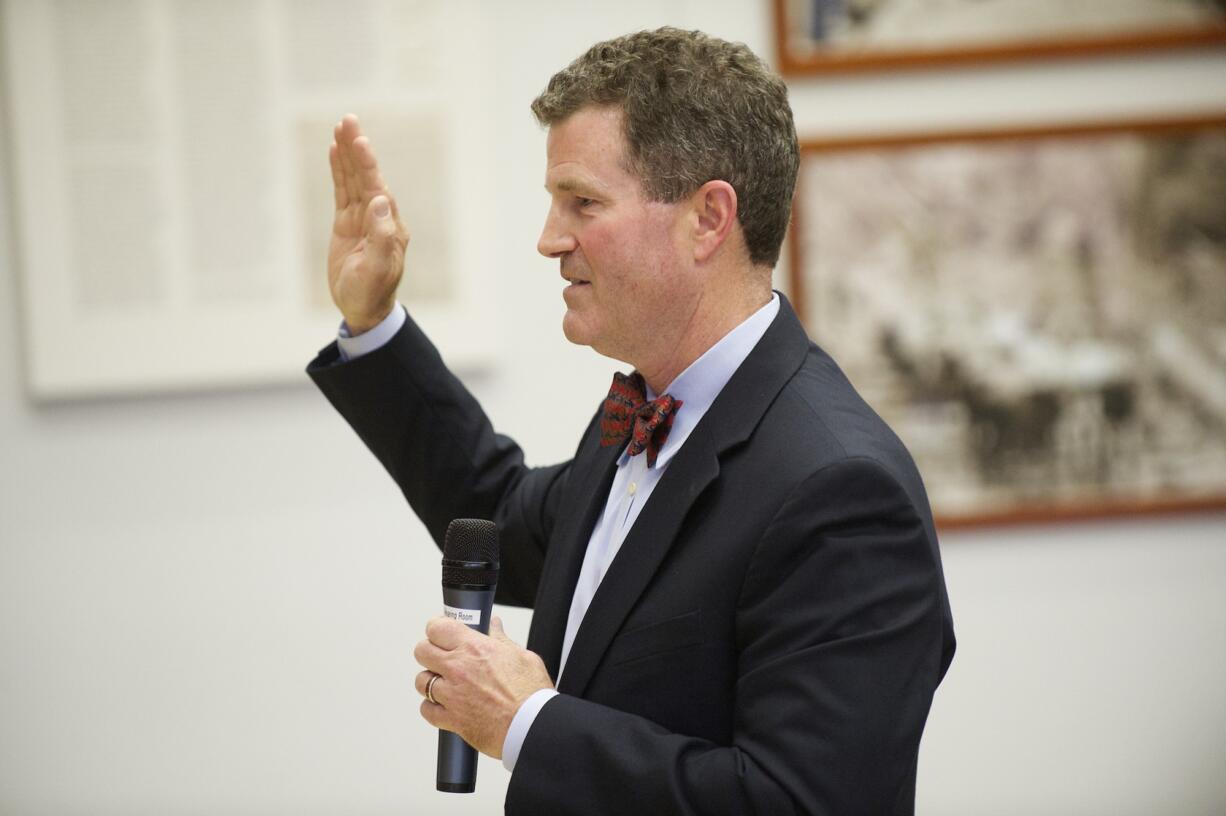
[328,114,408,334]
[414,616,555,758]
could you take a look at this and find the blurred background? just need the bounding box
[1,1,1224,813]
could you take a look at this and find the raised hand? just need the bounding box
[328,114,409,334]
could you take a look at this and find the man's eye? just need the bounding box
[576,197,595,207]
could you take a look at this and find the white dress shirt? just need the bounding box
[337,294,781,772]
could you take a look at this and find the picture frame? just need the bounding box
[789,113,1226,527]
[773,0,1226,75]
[3,0,497,399]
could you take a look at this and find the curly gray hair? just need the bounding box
[531,27,799,268]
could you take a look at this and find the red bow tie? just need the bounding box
[599,372,683,468]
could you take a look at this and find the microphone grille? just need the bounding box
[443,518,499,563]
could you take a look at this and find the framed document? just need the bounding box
[4,0,497,398]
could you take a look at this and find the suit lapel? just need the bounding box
[526,434,621,680]
[555,424,721,696]
[555,294,812,697]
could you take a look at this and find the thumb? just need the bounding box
[489,616,510,642]
[363,195,401,258]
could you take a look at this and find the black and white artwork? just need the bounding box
[793,119,1226,523]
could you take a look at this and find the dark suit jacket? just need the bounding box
[308,295,955,815]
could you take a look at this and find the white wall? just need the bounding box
[1,1,1224,814]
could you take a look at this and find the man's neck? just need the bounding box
[637,288,772,395]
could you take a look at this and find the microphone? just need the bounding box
[436,518,500,793]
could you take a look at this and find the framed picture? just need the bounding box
[789,114,1226,527]
[774,0,1226,75]
[3,0,497,399]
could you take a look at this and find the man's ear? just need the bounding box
[690,180,738,263]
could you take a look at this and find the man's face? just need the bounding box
[538,106,690,365]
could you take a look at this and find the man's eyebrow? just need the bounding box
[547,178,603,196]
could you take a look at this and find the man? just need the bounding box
[309,27,954,815]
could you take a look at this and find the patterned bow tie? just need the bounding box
[599,371,683,468]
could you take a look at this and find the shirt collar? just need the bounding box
[619,293,780,470]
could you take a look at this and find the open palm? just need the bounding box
[327,114,408,334]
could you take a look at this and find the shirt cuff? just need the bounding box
[501,688,559,772]
[336,304,406,362]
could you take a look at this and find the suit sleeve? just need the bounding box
[506,456,948,815]
[307,312,573,607]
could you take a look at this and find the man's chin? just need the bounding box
[561,312,590,347]
[562,319,632,366]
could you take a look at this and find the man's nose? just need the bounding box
[537,207,576,258]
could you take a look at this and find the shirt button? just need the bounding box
[628,481,637,496]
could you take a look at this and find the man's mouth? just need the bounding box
[561,259,590,287]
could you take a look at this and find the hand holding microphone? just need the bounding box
[415,519,554,792]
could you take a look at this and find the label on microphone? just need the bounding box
[443,604,483,625]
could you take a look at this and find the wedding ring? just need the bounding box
[426,672,441,706]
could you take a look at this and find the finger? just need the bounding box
[329,142,348,209]
[420,698,455,732]
[420,671,448,707]
[336,115,363,206]
[337,114,402,224]
[425,616,474,650]
[334,120,357,207]
[490,616,509,642]
[351,134,390,199]
[414,670,436,699]
[413,638,450,674]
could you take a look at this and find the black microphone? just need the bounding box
[436,518,500,793]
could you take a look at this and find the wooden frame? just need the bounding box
[773,0,1226,75]
[789,114,1226,528]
